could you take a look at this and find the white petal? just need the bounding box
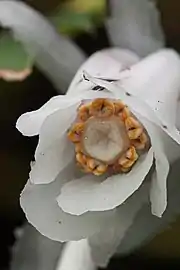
[91,70,180,213]
[116,159,180,255]
[107,0,164,57]
[88,182,149,267]
[35,103,79,159]
[58,148,153,215]
[154,129,180,164]
[21,166,115,242]
[176,100,180,130]
[118,49,180,125]
[150,169,168,218]
[67,48,140,95]
[137,115,169,217]
[16,87,115,137]
[11,223,63,270]
[150,145,169,217]
[86,74,180,147]
[30,134,74,184]
[16,95,80,136]
[56,240,96,270]
[0,1,86,92]
[81,49,138,79]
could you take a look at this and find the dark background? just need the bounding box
[1,0,180,269]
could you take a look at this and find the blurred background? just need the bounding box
[1,0,180,269]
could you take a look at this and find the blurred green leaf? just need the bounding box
[51,0,106,36]
[0,33,33,81]
[52,9,94,35]
[63,0,106,14]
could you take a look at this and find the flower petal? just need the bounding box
[137,115,169,217]
[34,89,116,162]
[153,128,180,164]
[86,73,180,148]
[67,48,139,95]
[16,96,79,136]
[35,103,79,159]
[88,182,149,267]
[56,240,96,270]
[118,49,180,126]
[30,134,74,184]
[81,49,139,79]
[177,99,180,127]
[58,148,153,215]
[11,224,63,270]
[21,165,115,242]
[116,159,180,255]
[107,0,164,57]
[16,87,115,137]
[0,1,86,92]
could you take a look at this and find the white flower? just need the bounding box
[16,49,180,268]
[15,47,180,242]
[1,0,180,268]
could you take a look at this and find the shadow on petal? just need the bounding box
[58,148,153,215]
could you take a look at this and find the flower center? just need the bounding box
[82,116,129,164]
[67,98,149,176]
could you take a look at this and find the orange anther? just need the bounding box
[93,164,108,175]
[139,133,148,144]
[67,122,84,142]
[78,104,90,121]
[114,101,125,114]
[131,133,148,150]
[121,167,131,173]
[118,156,128,166]
[87,158,96,170]
[118,146,138,170]
[125,116,141,130]
[121,159,136,169]
[127,127,143,140]
[119,106,131,121]
[76,152,86,165]
[131,140,145,150]
[90,98,115,117]
[96,164,108,173]
[75,143,82,153]
[76,153,108,176]
[126,146,137,159]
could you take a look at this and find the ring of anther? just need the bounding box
[67,98,149,175]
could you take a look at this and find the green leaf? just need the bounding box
[51,10,94,35]
[0,32,33,81]
[61,0,106,14]
[51,0,106,36]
